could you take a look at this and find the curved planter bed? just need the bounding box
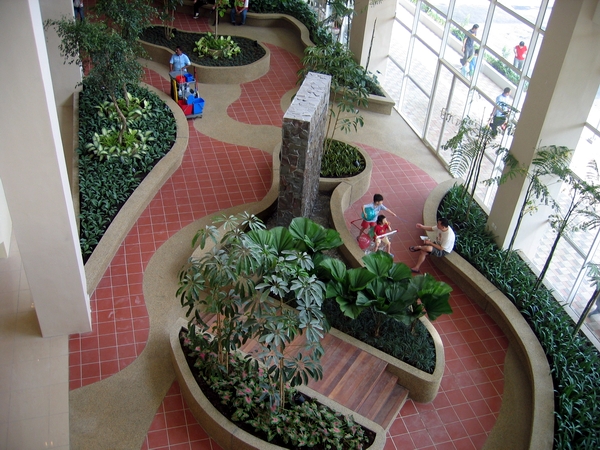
[170,318,387,450]
[424,179,554,449]
[139,35,270,84]
[82,84,189,295]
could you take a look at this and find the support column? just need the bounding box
[277,72,331,227]
[349,0,396,77]
[488,0,600,255]
[0,0,91,336]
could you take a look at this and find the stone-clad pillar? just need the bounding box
[277,72,331,227]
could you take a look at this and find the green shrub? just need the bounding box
[77,84,176,261]
[439,184,600,449]
[322,298,436,373]
[320,139,365,178]
[251,0,333,46]
[194,32,241,59]
[182,346,372,449]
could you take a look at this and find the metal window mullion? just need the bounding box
[566,227,600,305]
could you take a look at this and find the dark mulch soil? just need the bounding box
[180,334,376,449]
[140,25,266,67]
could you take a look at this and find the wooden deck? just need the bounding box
[201,313,409,430]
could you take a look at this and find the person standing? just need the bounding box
[73,0,84,21]
[461,24,479,67]
[231,0,249,26]
[169,46,191,73]
[360,193,398,236]
[514,41,528,71]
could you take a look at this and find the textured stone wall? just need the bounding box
[277,72,331,227]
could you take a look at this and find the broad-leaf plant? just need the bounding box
[177,213,342,410]
[320,251,453,336]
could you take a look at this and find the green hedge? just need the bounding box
[250,0,333,46]
[77,85,176,261]
[438,185,600,449]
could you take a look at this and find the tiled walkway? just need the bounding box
[66,10,508,450]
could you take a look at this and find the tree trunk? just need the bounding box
[110,92,128,145]
[572,289,600,338]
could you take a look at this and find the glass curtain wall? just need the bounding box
[386,0,600,342]
[530,86,600,339]
[384,0,553,210]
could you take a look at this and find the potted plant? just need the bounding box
[175,212,384,449]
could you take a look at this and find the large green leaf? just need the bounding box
[319,257,347,283]
[269,226,296,253]
[246,228,275,248]
[388,262,413,282]
[347,267,377,291]
[288,217,342,253]
[335,296,363,319]
[412,273,453,321]
[363,251,394,277]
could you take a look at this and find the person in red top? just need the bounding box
[373,215,392,254]
[514,41,527,71]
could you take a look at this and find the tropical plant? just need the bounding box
[85,127,155,161]
[438,184,600,449]
[321,0,354,43]
[93,0,157,45]
[46,19,144,144]
[95,92,154,123]
[194,33,241,59]
[443,116,518,219]
[533,162,600,292]
[158,0,184,39]
[320,139,365,178]
[182,348,371,448]
[320,251,453,335]
[77,84,176,260]
[177,214,342,410]
[298,43,373,153]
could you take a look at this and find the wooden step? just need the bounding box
[199,312,411,430]
[357,372,409,430]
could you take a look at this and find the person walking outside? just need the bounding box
[460,24,479,68]
[514,41,528,71]
[490,87,512,135]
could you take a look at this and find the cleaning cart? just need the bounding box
[169,68,204,119]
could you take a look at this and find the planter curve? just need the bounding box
[139,33,270,85]
[170,318,387,450]
[424,179,554,449]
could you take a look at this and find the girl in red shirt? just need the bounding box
[374,215,392,254]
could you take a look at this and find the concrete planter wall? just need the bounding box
[139,37,270,85]
[83,84,189,295]
[170,318,387,450]
[424,179,554,449]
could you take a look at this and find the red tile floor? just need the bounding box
[69,10,509,450]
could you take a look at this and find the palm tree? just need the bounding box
[533,162,600,292]
[444,117,518,219]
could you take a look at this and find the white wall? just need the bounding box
[0,0,91,336]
